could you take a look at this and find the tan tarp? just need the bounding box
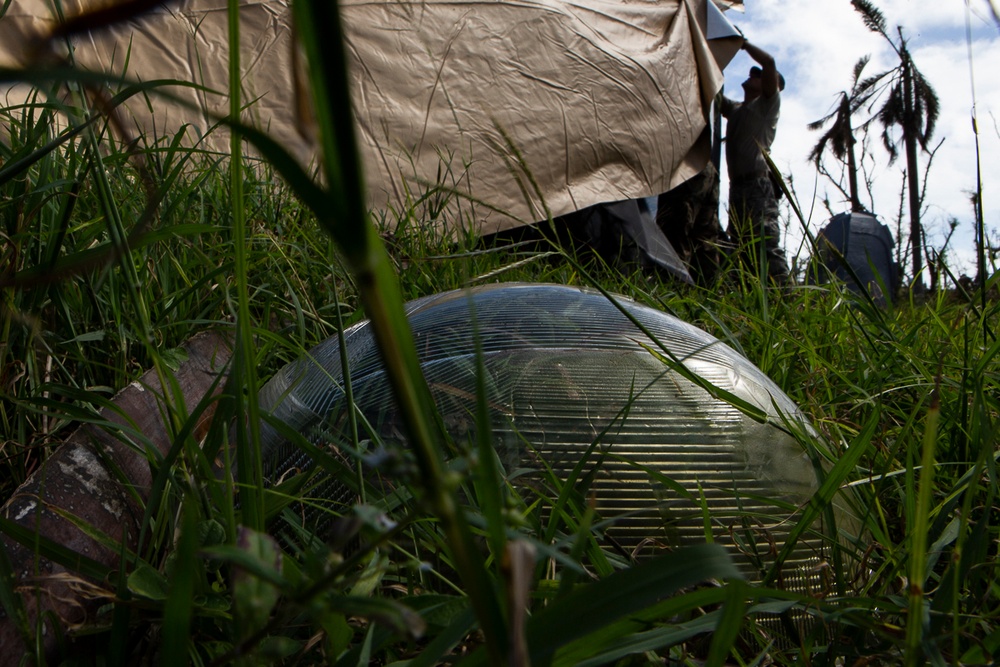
[1,0,742,234]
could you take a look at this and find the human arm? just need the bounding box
[718,94,737,118]
[742,40,780,99]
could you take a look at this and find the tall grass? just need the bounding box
[2,0,999,664]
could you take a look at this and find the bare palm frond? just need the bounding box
[851,55,872,87]
[807,94,846,131]
[808,94,851,162]
[854,70,893,105]
[912,70,940,147]
[851,0,888,36]
[877,84,905,161]
[807,116,833,132]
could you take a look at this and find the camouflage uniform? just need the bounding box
[655,160,726,286]
[727,173,788,280]
[721,91,789,282]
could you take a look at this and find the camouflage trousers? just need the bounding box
[727,175,789,282]
[656,162,726,286]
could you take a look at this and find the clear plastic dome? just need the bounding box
[257,283,834,590]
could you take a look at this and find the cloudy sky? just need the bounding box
[719,0,1000,279]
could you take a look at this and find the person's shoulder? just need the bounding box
[720,96,740,116]
[755,90,781,114]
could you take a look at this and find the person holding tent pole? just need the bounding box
[720,39,790,282]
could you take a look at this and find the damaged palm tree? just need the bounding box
[848,0,940,289]
[808,56,875,215]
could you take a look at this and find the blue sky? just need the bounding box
[720,0,1000,279]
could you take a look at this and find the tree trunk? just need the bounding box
[0,332,232,666]
[844,96,863,213]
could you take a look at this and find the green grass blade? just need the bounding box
[905,378,942,666]
[765,408,875,586]
[160,497,199,667]
[407,607,477,667]
[290,0,507,659]
[524,543,740,666]
[107,536,133,667]
[705,578,748,667]
[468,296,507,567]
[0,539,31,653]
[0,516,113,582]
[226,0,265,532]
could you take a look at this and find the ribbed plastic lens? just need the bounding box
[258,283,840,594]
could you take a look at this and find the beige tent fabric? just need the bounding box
[0,0,742,235]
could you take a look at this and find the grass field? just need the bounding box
[2,3,999,664]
